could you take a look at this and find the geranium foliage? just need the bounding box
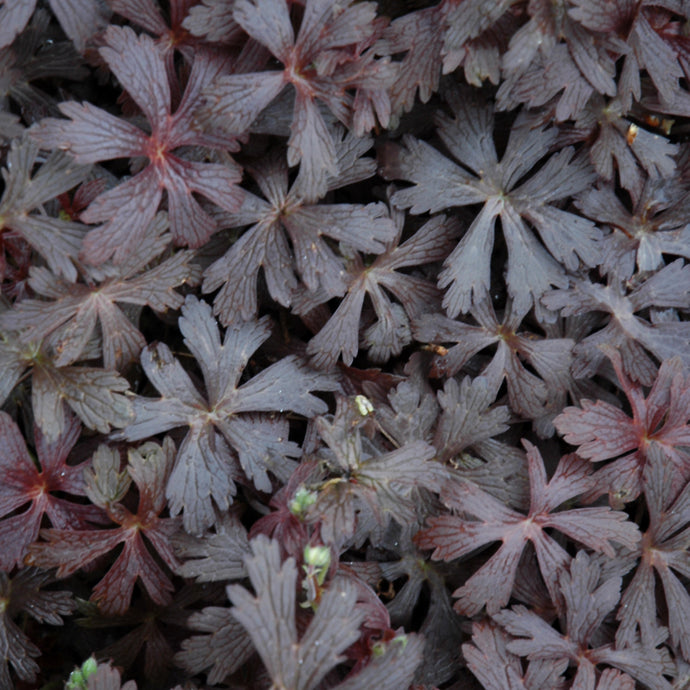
[2,1,690,688]
[27,438,180,614]
[32,25,243,264]
[0,411,101,570]
[554,351,690,504]
[118,295,338,535]
[415,441,640,615]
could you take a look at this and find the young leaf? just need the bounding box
[78,659,137,690]
[335,632,424,690]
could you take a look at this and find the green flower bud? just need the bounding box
[303,544,331,570]
[289,485,317,517]
[66,656,98,690]
[354,394,374,417]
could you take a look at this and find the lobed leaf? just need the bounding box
[227,535,365,690]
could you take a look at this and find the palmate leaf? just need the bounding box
[380,87,599,316]
[0,136,90,282]
[496,0,623,122]
[31,26,242,264]
[99,584,227,685]
[543,259,690,385]
[227,535,365,690]
[199,0,393,200]
[0,213,201,369]
[307,396,446,547]
[6,21,85,123]
[0,569,74,687]
[415,441,640,615]
[388,12,444,100]
[227,536,424,690]
[73,581,214,686]
[567,94,679,199]
[575,178,690,280]
[376,2,453,121]
[462,619,568,690]
[382,551,463,686]
[203,135,396,325]
[32,359,133,441]
[175,606,255,684]
[109,0,203,90]
[0,411,102,570]
[301,206,459,369]
[415,296,574,428]
[173,512,249,582]
[554,351,690,504]
[617,460,690,659]
[119,295,338,534]
[569,1,686,106]
[27,439,180,615]
[0,326,134,442]
[494,551,674,690]
[433,375,511,461]
[375,370,439,446]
